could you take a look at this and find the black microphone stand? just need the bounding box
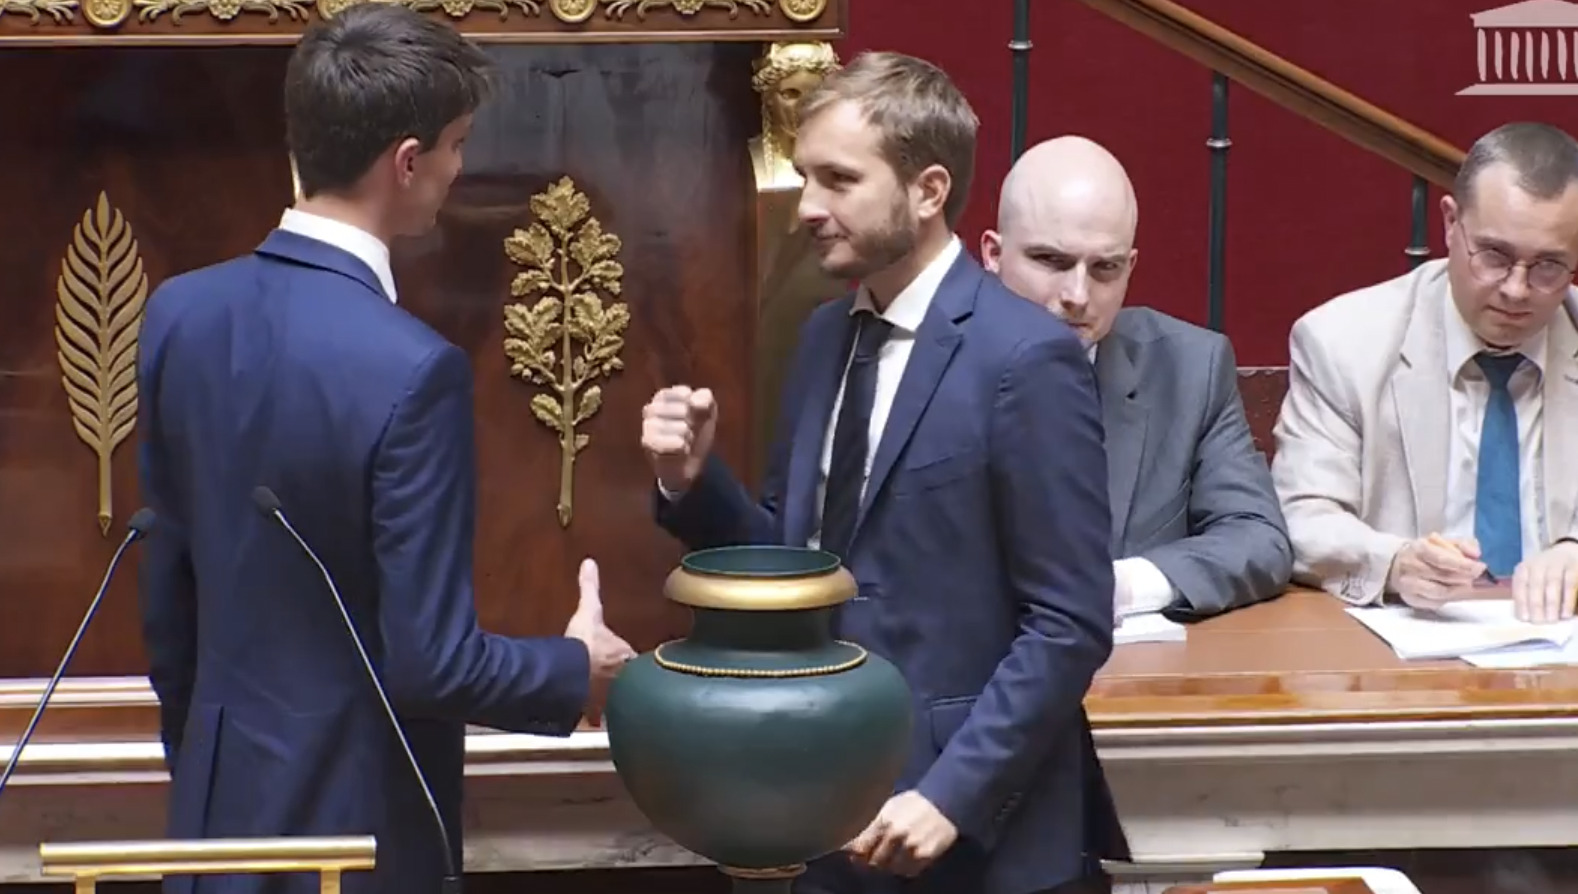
[0,508,156,800]
[251,487,462,894]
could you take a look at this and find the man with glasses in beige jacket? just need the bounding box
[1272,121,1578,625]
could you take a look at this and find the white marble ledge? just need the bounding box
[8,713,1578,786]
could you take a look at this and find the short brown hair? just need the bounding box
[285,4,492,197]
[1455,121,1578,211]
[797,51,979,228]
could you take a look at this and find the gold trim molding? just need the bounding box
[129,0,541,23]
[502,177,629,528]
[82,0,129,26]
[546,0,591,21]
[652,641,867,678]
[0,0,830,26]
[0,0,76,21]
[54,192,148,537]
[776,0,820,21]
[600,0,768,18]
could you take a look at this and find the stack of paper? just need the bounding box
[1461,635,1578,668]
[1346,601,1578,663]
[1114,611,1187,645]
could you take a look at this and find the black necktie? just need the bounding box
[820,311,892,561]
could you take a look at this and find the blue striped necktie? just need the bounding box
[1474,351,1524,578]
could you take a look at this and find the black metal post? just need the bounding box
[1406,174,1430,269]
[1205,72,1230,332]
[1010,0,1031,161]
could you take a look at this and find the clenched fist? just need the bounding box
[640,385,718,495]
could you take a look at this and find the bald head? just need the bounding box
[982,136,1140,346]
[998,135,1138,243]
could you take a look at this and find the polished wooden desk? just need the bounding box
[1094,589,1578,723]
[1083,591,1578,890]
[0,590,1572,891]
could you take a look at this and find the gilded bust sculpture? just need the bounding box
[747,41,845,482]
[750,40,840,192]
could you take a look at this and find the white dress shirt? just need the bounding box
[805,236,962,547]
[1440,292,1549,556]
[278,208,398,304]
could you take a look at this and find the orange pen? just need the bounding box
[1427,532,1497,583]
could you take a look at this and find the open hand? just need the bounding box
[1512,541,1578,624]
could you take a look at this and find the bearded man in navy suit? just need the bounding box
[640,51,1127,894]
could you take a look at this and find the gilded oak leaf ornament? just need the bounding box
[502,177,630,527]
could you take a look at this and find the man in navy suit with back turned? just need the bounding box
[640,51,1127,894]
[135,7,634,894]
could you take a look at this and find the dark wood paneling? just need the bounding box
[0,42,761,678]
[0,47,293,679]
[404,42,760,655]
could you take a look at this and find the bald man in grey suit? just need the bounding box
[982,136,1291,620]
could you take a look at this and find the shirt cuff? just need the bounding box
[1114,557,1176,616]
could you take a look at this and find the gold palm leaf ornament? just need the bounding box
[55,192,149,536]
[502,177,630,528]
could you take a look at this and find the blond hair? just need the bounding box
[797,51,979,228]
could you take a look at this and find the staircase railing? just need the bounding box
[1007,0,1468,330]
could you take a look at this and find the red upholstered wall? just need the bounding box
[835,0,1578,365]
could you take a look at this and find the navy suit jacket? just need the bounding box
[655,251,1128,894]
[137,229,591,894]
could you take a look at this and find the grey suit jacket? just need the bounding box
[1096,307,1292,618]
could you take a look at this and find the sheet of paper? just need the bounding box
[1114,611,1187,645]
[1345,601,1577,660]
[1461,634,1578,668]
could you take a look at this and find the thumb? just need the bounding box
[577,558,603,620]
[688,388,717,423]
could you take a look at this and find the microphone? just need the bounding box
[250,486,461,894]
[0,508,156,800]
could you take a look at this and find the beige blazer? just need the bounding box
[1271,258,1578,604]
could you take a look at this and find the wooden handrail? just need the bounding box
[1073,0,1466,188]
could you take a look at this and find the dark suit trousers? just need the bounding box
[793,849,1112,894]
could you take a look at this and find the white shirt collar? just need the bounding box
[850,235,962,331]
[278,208,398,304]
[1443,287,1546,380]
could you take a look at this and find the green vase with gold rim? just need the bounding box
[604,545,912,893]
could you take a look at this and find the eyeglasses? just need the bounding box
[1457,223,1576,293]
